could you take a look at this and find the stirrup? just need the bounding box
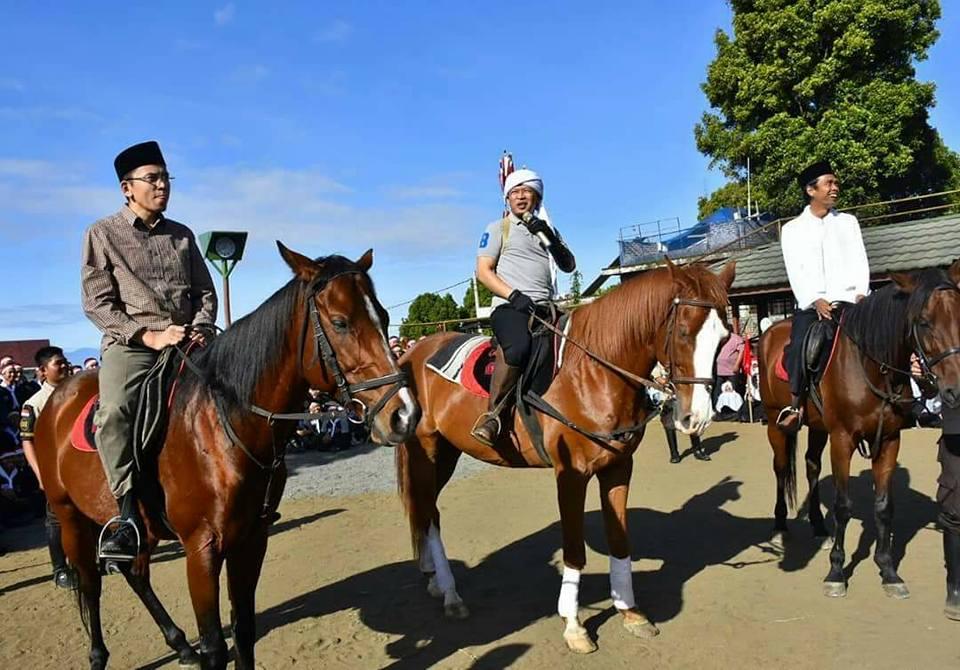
[97,515,141,564]
[776,406,802,427]
[470,412,501,444]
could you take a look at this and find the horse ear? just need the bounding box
[356,249,374,272]
[277,241,319,282]
[717,260,737,290]
[890,272,917,294]
[663,255,677,282]
[949,258,960,287]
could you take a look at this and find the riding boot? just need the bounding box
[665,428,681,464]
[471,353,522,447]
[692,434,711,461]
[777,393,804,435]
[46,519,77,590]
[945,530,960,620]
[99,490,142,561]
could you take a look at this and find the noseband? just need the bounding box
[911,283,960,389]
[662,297,720,391]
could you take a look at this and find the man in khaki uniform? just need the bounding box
[19,346,76,589]
[81,140,217,560]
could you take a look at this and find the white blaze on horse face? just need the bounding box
[680,308,727,434]
[363,295,417,423]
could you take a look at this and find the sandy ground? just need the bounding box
[2,422,959,669]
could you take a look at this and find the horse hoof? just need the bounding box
[444,601,470,619]
[817,535,833,552]
[426,576,443,599]
[622,618,660,639]
[770,530,789,551]
[883,582,910,600]
[563,628,597,654]
[823,581,847,598]
[177,649,202,667]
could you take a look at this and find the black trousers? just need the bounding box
[491,305,533,368]
[938,434,960,535]
[785,308,819,397]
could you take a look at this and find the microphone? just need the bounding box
[520,211,552,249]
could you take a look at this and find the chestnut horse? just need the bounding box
[396,260,735,653]
[758,263,960,599]
[35,244,419,670]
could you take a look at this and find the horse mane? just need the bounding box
[178,254,362,411]
[575,263,729,360]
[841,267,951,365]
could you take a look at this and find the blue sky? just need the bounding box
[2,2,959,351]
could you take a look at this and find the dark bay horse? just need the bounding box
[35,244,419,669]
[758,263,960,599]
[396,260,735,653]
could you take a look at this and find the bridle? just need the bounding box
[661,296,722,391]
[911,282,960,390]
[218,270,408,469]
[288,270,408,428]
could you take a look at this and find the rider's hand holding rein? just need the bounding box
[814,298,833,320]
[138,324,188,350]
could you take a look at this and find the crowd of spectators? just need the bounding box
[1,352,100,548]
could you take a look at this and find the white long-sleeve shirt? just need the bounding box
[780,206,870,309]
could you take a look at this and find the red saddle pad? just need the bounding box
[70,393,99,453]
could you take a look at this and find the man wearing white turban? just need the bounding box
[471,168,576,446]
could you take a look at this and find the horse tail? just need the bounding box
[784,433,798,511]
[395,441,428,562]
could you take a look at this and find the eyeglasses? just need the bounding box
[125,172,175,187]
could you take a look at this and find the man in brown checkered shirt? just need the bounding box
[81,140,217,560]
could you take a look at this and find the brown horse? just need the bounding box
[35,244,419,670]
[395,260,735,653]
[758,263,960,598]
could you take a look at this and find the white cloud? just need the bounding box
[386,185,464,200]
[214,3,235,26]
[0,161,482,255]
[315,19,352,44]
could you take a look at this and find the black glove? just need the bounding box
[508,290,536,315]
[523,215,551,239]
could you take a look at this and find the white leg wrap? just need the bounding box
[557,566,581,619]
[426,524,455,594]
[609,555,636,610]
[419,535,436,574]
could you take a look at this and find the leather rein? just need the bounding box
[854,282,960,458]
[524,295,721,451]
[179,271,407,477]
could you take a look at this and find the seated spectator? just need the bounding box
[713,329,745,407]
[715,381,743,421]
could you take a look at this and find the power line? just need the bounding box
[385,277,473,311]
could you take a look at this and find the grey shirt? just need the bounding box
[477,213,555,307]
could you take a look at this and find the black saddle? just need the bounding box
[803,317,837,382]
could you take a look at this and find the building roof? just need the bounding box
[725,213,960,294]
[0,339,50,367]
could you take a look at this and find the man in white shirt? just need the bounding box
[777,161,870,433]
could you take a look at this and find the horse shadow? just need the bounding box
[257,477,780,667]
[812,466,937,581]
[696,431,738,457]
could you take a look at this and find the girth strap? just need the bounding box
[524,390,660,453]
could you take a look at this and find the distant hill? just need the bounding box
[65,347,100,365]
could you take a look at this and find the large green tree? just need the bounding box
[400,292,462,338]
[461,278,493,317]
[695,0,958,218]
